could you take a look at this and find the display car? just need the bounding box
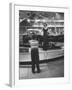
[19,30,64,51]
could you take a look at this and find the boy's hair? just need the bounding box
[32,35,36,40]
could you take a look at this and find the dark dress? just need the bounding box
[43,28,48,50]
[43,28,48,37]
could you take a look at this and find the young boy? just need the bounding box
[29,37,40,73]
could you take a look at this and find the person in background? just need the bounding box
[42,23,49,50]
[29,36,40,73]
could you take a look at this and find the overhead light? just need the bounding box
[27,19,30,22]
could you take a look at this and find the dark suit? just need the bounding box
[31,48,40,73]
[29,40,40,73]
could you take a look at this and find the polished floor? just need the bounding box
[19,57,64,79]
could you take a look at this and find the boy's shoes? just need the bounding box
[32,71,35,74]
[32,70,41,74]
[37,70,41,73]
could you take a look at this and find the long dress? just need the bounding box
[43,28,48,50]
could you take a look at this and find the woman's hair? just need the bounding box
[43,23,47,27]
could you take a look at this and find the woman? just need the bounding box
[42,23,49,50]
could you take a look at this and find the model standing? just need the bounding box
[42,23,49,50]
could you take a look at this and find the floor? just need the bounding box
[19,57,64,79]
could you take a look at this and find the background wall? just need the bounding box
[0,0,72,89]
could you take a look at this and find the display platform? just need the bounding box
[19,48,64,65]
